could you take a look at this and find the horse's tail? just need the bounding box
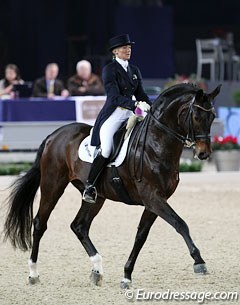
[3,137,48,251]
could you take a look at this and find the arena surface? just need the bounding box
[0,171,240,305]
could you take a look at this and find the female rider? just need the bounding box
[83,34,151,203]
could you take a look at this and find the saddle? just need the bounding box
[78,115,143,168]
[110,114,144,162]
[109,120,137,205]
[88,122,129,162]
[110,121,128,162]
[110,116,143,162]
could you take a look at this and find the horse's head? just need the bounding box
[178,85,221,160]
[150,83,221,160]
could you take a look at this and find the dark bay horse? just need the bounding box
[3,83,221,287]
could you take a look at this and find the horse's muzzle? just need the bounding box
[194,141,212,160]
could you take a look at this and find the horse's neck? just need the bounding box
[126,115,184,180]
[147,115,184,161]
[146,90,194,163]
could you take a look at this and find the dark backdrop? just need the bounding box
[7,0,67,81]
[0,0,240,80]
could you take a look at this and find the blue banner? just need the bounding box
[218,107,240,143]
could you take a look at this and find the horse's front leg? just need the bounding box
[146,197,207,274]
[121,209,157,289]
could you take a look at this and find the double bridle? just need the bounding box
[127,95,215,181]
[149,96,216,148]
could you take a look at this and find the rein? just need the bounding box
[127,95,215,181]
[150,97,215,148]
[149,112,187,144]
[127,113,151,182]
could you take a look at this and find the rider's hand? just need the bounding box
[136,101,150,112]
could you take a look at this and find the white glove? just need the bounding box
[136,101,150,112]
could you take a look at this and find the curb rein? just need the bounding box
[150,96,215,147]
[127,96,215,182]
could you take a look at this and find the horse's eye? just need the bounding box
[193,111,203,123]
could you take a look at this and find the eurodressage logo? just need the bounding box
[124,288,239,303]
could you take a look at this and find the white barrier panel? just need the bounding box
[0,121,74,150]
[0,96,107,151]
[74,96,106,125]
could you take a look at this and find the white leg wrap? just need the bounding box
[120,277,132,289]
[121,278,131,284]
[90,253,103,275]
[28,259,39,278]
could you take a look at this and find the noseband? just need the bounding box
[127,94,215,181]
[149,96,215,148]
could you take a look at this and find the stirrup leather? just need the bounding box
[83,185,97,204]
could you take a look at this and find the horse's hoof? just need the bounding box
[120,279,131,289]
[28,276,40,285]
[194,263,208,274]
[90,270,103,286]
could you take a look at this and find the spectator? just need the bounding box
[67,60,105,96]
[32,63,69,98]
[0,64,24,98]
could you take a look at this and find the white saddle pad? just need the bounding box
[78,131,132,167]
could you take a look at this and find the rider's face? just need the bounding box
[113,45,132,61]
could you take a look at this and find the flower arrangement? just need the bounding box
[212,135,240,151]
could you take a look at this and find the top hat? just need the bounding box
[109,34,135,51]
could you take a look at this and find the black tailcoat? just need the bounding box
[91,60,150,146]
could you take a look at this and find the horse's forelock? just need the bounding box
[196,92,214,109]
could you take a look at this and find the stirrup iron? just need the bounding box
[83,185,97,204]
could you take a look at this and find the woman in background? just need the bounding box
[0,64,24,97]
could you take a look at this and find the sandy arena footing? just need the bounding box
[0,172,239,305]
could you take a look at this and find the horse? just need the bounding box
[3,83,221,288]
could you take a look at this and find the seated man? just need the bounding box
[32,63,69,98]
[67,60,105,96]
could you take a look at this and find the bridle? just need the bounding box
[149,96,216,148]
[127,94,215,181]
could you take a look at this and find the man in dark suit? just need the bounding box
[83,34,151,204]
[32,63,69,98]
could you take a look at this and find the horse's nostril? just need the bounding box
[198,152,209,160]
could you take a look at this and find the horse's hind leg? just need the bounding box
[121,209,157,289]
[28,174,68,284]
[70,197,105,286]
[147,198,207,274]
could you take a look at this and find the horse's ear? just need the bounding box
[209,84,222,100]
[195,89,204,100]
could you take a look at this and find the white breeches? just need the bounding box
[99,107,133,158]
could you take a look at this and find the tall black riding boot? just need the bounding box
[83,153,108,204]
